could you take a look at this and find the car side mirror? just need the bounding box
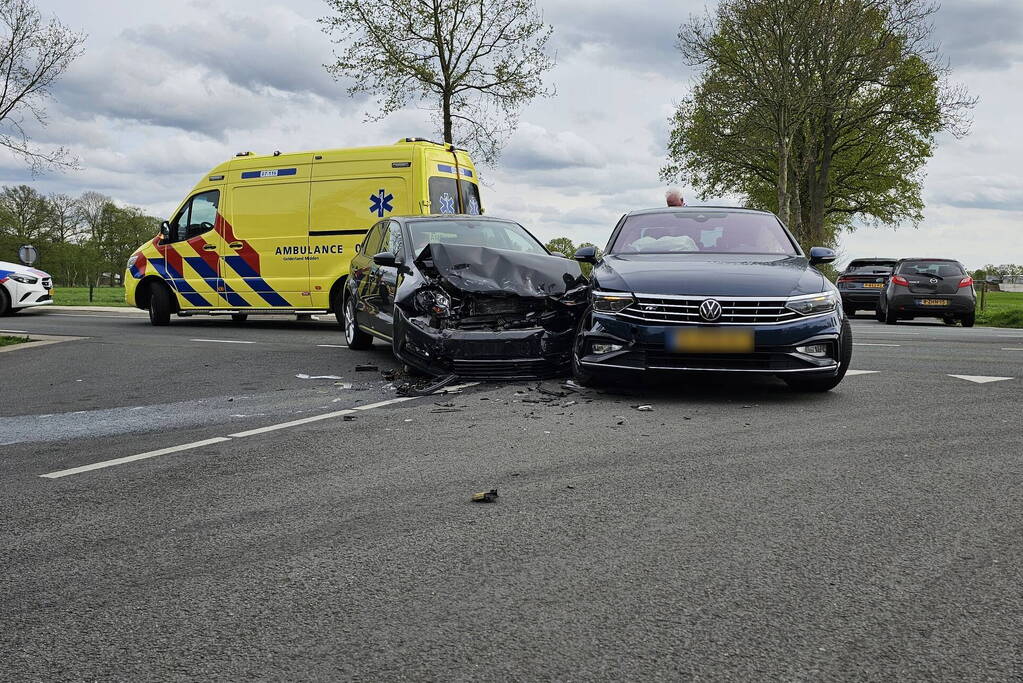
[160,221,171,239]
[809,247,836,265]
[573,245,598,264]
[373,251,398,267]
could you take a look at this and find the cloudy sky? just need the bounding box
[4,0,1021,268]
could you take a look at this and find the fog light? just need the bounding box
[591,342,623,355]
[797,343,830,357]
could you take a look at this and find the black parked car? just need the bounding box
[876,258,976,326]
[343,215,588,379]
[572,207,851,392]
[836,257,897,316]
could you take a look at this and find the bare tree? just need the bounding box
[0,0,86,172]
[320,0,555,163]
[46,192,81,242]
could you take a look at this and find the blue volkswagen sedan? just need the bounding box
[572,207,851,392]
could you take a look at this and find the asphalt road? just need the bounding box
[2,307,1022,680]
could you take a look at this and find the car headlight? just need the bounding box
[592,290,634,313]
[414,288,453,317]
[786,291,838,316]
[9,273,38,285]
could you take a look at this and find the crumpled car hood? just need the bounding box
[416,243,587,298]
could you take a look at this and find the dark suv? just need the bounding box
[836,258,897,316]
[573,207,852,392]
[877,258,976,326]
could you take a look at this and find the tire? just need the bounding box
[943,316,957,326]
[843,304,857,317]
[961,312,976,328]
[784,318,853,393]
[874,305,885,323]
[0,288,11,316]
[332,289,345,329]
[571,308,600,387]
[343,292,373,350]
[884,299,898,325]
[231,313,248,323]
[148,282,172,326]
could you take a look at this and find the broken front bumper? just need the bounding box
[395,313,575,380]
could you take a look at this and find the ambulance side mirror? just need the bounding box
[160,221,171,239]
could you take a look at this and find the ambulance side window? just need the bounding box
[171,190,220,242]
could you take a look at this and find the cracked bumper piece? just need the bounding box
[397,316,574,380]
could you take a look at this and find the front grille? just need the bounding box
[618,294,799,325]
[451,358,564,379]
[644,350,811,371]
[457,339,535,359]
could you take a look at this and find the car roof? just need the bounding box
[848,257,898,263]
[400,214,512,223]
[626,206,775,217]
[896,257,962,263]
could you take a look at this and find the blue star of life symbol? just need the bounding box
[369,189,394,217]
[439,192,456,214]
[466,196,480,215]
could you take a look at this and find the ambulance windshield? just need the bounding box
[428,177,482,215]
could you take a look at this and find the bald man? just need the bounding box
[666,188,685,207]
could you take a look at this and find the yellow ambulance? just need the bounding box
[125,138,481,325]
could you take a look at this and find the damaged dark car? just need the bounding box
[343,216,588,379]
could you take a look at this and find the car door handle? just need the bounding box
[203,244,217,251]
[228,241,243,249]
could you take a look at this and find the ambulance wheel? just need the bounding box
[231,313,248,323]
[344,293,373,350]
[0,288,11,316]
[148,283,171,326]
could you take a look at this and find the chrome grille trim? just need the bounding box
[619,293,805,325]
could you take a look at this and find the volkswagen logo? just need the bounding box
[699,299,722,322]
[929,278,938,284]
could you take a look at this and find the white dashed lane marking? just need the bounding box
[947,374,1015,384]
[853,343,901,347]
[39,384,478,479]
[1002,347,1023,351]
[845,370,880,376]
[316,344,348,348]
[189,338,257,344]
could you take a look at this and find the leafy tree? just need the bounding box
[545,237,576,258]
[0,184,52,253]
[0,0,86,172]
[662,0,975,252]
[320,0,554,163]
[46,192,82,242]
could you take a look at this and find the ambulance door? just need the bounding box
[308,176,409,309]
[157,190,224,310]
[224,178,311,308]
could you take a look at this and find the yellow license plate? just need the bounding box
[668,328,755,353]
[863,283,883,288]
[920,299,948,306]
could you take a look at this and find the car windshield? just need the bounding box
[408,219,548,257]
[898,261,964,278]
[611,211,798,255]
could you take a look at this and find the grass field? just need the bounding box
[55,286,129,306]
[977,290,1023,328]
[45,285,1023,327]
[0,335,30,347]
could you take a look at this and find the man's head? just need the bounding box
[665,188,684,207]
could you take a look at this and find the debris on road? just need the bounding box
[355,364,379,372]
[471,489,499,503]
[343,415,356,421]
[296,373,344,380]
[397,373,459,396]
[633,404,654,411]
[381,369,398,381]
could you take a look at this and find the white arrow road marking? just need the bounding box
[947,374,1015,384]
[845,370,880,376]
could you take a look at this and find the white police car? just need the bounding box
[0,260,53,315]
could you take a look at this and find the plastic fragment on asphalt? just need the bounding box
[355,364,379,371]
[296,373,344,380]
[471,489,499,503]
[633,405,653,411]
